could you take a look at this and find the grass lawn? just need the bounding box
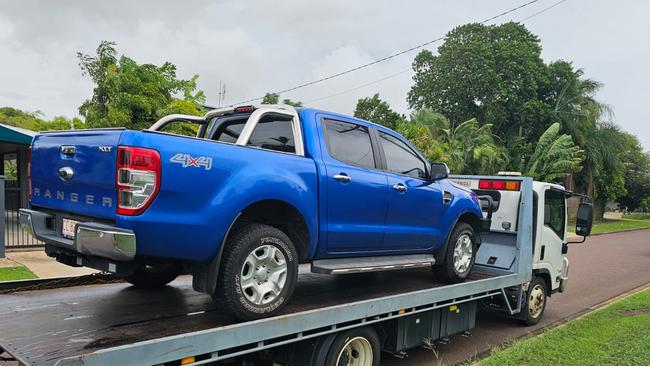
[479,288,650,366]
[590,219,650,234]
[623,212,650,220]
[0,266,38,281]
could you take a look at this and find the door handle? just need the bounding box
[333,173,352,183]
[392,183,407,193]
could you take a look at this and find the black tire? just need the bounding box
[434,222,477,283]
[216,223,298,321]
[521,276,548,326]
[324,327,381,366]
[126,263,181,288]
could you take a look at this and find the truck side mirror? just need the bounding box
[575,202,593,237]
[430,163,449,181]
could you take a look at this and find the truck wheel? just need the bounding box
[126,263,181,288]
[324,327,380,366]
[434,222,476,283]
[521,276,547,326]
[217,224,298,321]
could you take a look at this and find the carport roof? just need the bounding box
[0,123,35,145]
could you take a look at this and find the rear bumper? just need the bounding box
[18,208,136,261]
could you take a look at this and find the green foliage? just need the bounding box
[353,93,403,129]
[394,109,507,175]
[617,134,650,211]
[78,41,206,130]
[0,107,84,131]
[408,22,549,144]
[524,123,583,182]
[481,288,650,366]
[261,93,303,107]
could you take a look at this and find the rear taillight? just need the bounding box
[478,179,520,191]
[27,147,32,200]
[116,146,161,215]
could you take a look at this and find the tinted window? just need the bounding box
[379,132,427,179]
[211,118,247,143]
[544,189,566,239]
[248,115,295,153]
[323,119,375,169]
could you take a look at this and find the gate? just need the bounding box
[4,180,42,249]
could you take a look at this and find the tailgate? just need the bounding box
[30,129,123,220]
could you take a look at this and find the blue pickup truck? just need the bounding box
[20,105,486,320]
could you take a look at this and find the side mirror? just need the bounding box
[575,202,593,236]
[430,162,449,181]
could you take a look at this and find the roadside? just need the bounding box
[1,250,97,280]
[478,287,650,365]
[567,211,650,236]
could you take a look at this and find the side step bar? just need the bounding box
[311,254,435,274]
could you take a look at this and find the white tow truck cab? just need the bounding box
[451,174,593,324]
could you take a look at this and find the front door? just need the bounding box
[378,131,444,251]
[539,188,566,279]
[321,118,388,254]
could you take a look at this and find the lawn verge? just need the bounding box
[0,266,38,281]
[478,287,650,366]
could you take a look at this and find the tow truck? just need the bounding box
[0,174,593,366]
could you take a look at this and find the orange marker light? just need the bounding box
[181,357,196,365]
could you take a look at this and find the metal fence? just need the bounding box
[4,184,42,249]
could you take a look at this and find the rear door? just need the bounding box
[320,118,388,253]
[378,130,444,251]
[30,130,122,219]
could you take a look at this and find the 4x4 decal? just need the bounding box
[170,153,212,170]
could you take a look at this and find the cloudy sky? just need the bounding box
[0,0,648,149]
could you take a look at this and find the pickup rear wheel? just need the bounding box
[216,223,298,321]
[125,263,181,288]
[434,222,477,283]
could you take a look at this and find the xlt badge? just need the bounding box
[98,146,112,153]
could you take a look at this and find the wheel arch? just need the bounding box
[532,269,553,296]
[435,211,483,265]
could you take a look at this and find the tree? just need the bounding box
[0,107,84,131]
[396,109,507,175]
[261,93,303,107]
[617,134,650,211]
[354,93,403,129]
[78,41,206,130]
[523,123,583,182]
[407,22,549,145]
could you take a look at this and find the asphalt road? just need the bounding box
[384,229,650,365]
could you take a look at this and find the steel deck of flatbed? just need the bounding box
[0,177,534,366]
[1,269,505,366]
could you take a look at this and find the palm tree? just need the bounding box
[524,123,583,182]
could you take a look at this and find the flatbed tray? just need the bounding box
[0,268,497,366]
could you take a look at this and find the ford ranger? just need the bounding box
[20,105,487,320]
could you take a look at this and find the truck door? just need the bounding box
[378,131,443,251]
[539,188,567,285]
[320,118,388,253]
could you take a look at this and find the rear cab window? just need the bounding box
[247,115,295,153]
[323,119,376,169]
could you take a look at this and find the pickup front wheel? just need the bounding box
[434,222,477,283]
[216,224,298,321]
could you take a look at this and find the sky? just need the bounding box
[0,0,648,149]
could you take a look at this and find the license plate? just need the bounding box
[62,218,80,238]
